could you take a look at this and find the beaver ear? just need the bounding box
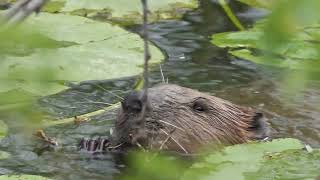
[249,112,269,140]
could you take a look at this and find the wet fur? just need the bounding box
[114,84,269,153]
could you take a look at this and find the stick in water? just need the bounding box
[1,0,48,26]
[139,0,151,121]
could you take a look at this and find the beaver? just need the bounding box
[112,83,269,154]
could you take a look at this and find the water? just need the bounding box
[1,1,319,179]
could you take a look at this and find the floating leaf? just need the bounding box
[46,0,198,24]
[0,151,10,160]
[0,120,8,140]
[183,138,304,180]
[0,175,53,180]
[0,13,163,95]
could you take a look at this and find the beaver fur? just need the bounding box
[113,83,269,154]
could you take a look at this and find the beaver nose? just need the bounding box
[121,91,143,112]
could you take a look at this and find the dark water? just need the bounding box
[1,1,320,179]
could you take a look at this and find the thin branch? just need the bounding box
[160,65,165,83]
[138,0,150,127]
[158,120,185,132]
[1,0,48,26]
[160,129,188,154]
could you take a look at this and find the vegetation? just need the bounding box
[0,0,319,179]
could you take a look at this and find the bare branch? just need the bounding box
[138,0,150,125]
[1,0,48,26]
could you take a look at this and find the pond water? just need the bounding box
[1,1,320,180]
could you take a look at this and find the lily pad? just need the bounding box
[0,12,163,95]
[0,151,10,160]
[183,138,306,180]
[121,138,319,180]
[0,120,7,140]
[0,175,53,180]
[46,0,198,24]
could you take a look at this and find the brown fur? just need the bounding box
[114,84,269,154]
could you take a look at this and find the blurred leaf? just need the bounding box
[183,138,304,180]
[245,150,320,179]
[121,151,186,180]
[119,139,320,180]
[211,22,320,72]
[0,120,8,139]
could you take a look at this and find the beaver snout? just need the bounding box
[114,91,149,147]
[121,91,144,113]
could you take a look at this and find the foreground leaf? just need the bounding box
[0,120,8,140]
[183,138,305,180]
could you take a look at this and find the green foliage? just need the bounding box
[120,139,320,180]
[0,120,8,139]
[211,22,320,71]
[183,138,304,180]
[212,0,320,96]
[1,12,163,96]
[43,0,198,24]
[246,150,320,179]
[121,152,186,180]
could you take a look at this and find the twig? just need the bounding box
[159,128,176,150]
[1,0,48,26]
[138,0,150,134]
[160,129,188,154]
[160,65,165,83]
[158,120,185,132]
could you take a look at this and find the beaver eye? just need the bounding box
[193,102,206,112]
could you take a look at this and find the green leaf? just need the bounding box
[246,150,320,179]
[0,120,8,140]
[0,175,53,180]
[47,0,198,24]
[211,22,320,72]
[0,151,10,160]
[183,138,304,180]
[0,12,163,95]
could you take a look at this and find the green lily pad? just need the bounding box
[0,120,8,140]
[121,138,319,180]
[0,12,163,95]
[0,151,10,160]
[183,138,305,180]
[0,175,53,180]
[46,0,198,24]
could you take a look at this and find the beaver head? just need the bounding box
[114,84,269,154]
